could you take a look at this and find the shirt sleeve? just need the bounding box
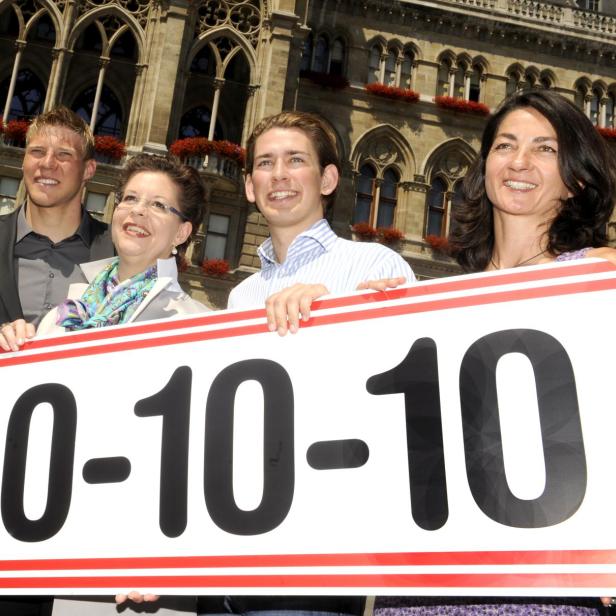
[366,248,417,284]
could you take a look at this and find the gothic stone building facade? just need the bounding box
[1,0,615,306]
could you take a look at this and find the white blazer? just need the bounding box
[38,257,209,336]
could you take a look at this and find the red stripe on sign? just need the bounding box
[1,276,615,368]
[4,260,614,356]
[1,550,615,571]
[0,573,615,589]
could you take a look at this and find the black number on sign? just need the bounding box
[135,366,192,538]
[204,359,295,535]
[1,384,76,542]
[366,338,448,531]
[460,328,586,528]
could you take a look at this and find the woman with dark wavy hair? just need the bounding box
[450,89,616,272]
[375,89,616,616]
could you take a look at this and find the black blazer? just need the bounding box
[0,207,113,323]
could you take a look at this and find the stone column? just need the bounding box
[448,67,456,98]
[3,41,26,121]
[90,58,110,132]
[208,78,225,141]
[139,0,192,152]
[464,70,472,100]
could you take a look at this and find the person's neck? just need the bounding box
[25,200,83,244]
[117,257,158,282]
[270,217,323,264]
[490,213,552,270]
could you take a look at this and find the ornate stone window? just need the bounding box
[181,35,251,143]
[606,92,615,129]
[1,4,56,122]
[0,68,45,120]
[368,42,417,89]
[424,144,472,238]
[301,30,346,76]
[353,164,400,228]
[73,85,123,137]
[195,0,262,48]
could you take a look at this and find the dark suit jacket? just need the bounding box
[0,206,113,323]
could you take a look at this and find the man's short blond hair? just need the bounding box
[26,106,95,160]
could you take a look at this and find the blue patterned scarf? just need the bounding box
[56,258,158,330]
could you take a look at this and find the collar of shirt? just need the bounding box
[16,203,93,246]
[257,218,337,269]
[81,256,183,292]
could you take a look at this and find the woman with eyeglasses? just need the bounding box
[0,153,209,351]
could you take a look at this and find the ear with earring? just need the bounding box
[171,246,177,255]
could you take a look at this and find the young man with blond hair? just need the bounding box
[0,106,112,328]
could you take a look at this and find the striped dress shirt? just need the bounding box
[227,219,415,309]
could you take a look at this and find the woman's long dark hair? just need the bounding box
[449,89,616,272]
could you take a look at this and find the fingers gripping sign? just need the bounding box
[265,283,329,336]
[0,319,36,352]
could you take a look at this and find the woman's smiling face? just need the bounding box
[112,171,191,277]
[485,107,572,223]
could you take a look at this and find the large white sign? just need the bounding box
[0,259,616,597]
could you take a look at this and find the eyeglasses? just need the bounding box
[114,192,189,221]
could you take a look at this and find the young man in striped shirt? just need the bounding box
[227,111,415,334]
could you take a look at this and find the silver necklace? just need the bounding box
[490,249,548,270]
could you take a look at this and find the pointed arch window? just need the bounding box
[469,67,481,102]
[73,85,122,137]
[426,177,448,237]
[606,93,615,129]
[384,48,397,86]
[0,68,45,120]
[368,45,381,84]
[313,35,329,73]
[377,168,399,227]
[330,38,345,76]
[590,89,600,126]
[353,164,376,224]
[179,106,223,140]
[300,33,313,72]
[401,50,414,89]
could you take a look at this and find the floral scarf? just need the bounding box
[56,258,157,330]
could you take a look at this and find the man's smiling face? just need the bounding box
[244,127,338,235]
[23,126,95,212]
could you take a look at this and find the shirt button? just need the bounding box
[44,303,52,309]
[49,272,54,278]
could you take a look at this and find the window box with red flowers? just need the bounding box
[425,234,450,256]
[3,119,30,147]
[300,70,350,90]
[351,222,378,241]
[434,96,490,116]
[377,226,405,247]
[200,258,230,278]
[170,138,245,181]
[597,127,616,141]
[365,83,419,104]
[94,135,126,164]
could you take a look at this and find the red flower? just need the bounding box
[0,116,4,134]
[4,119,30,144]
[200,258,230,277]
[365,83,420,103]
[377,226,404,244]
[425,234,450,253]
[169,138,245,166]
[434,96,490,116]
[211,140,246,166]
[597,127,616,141]
[352,222,378,240]
[94,135,126,160]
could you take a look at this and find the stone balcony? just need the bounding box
[360,0,616,46]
